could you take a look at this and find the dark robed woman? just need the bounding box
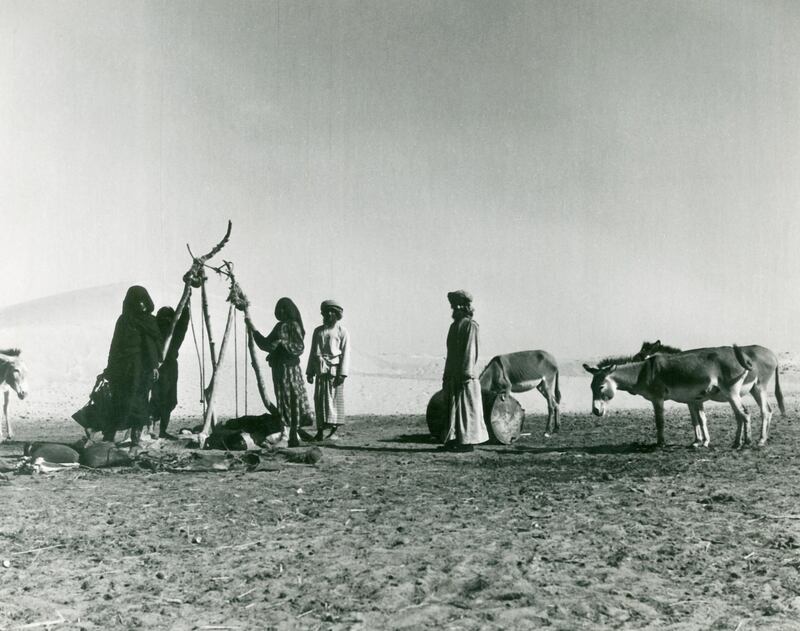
[246,297,315,447]
[103,285,161,445]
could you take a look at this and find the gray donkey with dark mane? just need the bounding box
[584,343,780,449]
[0,348,29,442]
[634,340,784,441]
[479,350,561,436]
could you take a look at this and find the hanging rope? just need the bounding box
[188,299,206,418]
[233,309,239,418]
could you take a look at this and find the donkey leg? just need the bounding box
[546,376,560,434]
[749,387,771,447]
[537,382,553,437]
[727,395,751,449]
[696,402,710,448]
[2,390,9,442]
[688,404,703,448]
[652,399,666,447]
[552,390,560,434]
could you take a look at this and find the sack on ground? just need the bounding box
[205,428,260,451]
[25,443,80,464]
[202,414,283,450]
[80,441,132,468]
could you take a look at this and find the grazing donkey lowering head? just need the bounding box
[582,363,618,418]
[479,358,511,394]
[0,349,28,400]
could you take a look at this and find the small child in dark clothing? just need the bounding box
[151,304,191,438]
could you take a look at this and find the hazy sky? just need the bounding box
[2,0,799,359]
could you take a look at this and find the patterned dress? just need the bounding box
[251,321,315,439]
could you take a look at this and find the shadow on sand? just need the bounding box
[493,442,686,456]
[378,433,437,445]
[324,434,679,456]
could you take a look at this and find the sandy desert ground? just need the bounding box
[2,376,800,631]
[3,290,800,629]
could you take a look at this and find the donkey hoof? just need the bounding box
[543,432,551,439]
[690,441,702,449]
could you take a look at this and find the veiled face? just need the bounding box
[322,310,337,326]
[123,286,154,315]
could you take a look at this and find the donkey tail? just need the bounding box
[554,369,561,404]
[732,344,752,370]
[774,366,786,416]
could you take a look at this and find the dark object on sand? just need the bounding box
[26,443,81,464]
[426,389,524,445]
[137,446,321,473]
[80,442,132,468]
[274,446,323,465]
[0,457,20,472]
[72,375,115,435]
[201,414,283,450]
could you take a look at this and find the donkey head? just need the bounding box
[1,353,28,400]
[583,363,617,417]
[633,340,662,362]
[478,359,510,394]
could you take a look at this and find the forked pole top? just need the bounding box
[184,220,233,287]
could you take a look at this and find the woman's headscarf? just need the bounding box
[121,285,159,341]
[123,285,155,316]
[274,297,304,336]
[107,286,160,376]
[155,306,176,338]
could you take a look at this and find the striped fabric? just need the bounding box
[314,374,345,429]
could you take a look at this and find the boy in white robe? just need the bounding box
[306,299,350,440]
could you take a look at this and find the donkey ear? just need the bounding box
[654,339,661,346]
[583,363,598,374]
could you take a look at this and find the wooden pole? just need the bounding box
[160,220,232,360]
[160,284,192,361]
[199,277,219,429]
[243,306,277,415]
[198,304,235,447]
[200,282,217,372]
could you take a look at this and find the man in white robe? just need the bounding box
[440,290,488,452]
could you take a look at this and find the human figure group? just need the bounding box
[247,297,350,446]
[101,286,351,448]
[99,284,484,453]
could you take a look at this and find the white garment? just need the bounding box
[307,322,351,378]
